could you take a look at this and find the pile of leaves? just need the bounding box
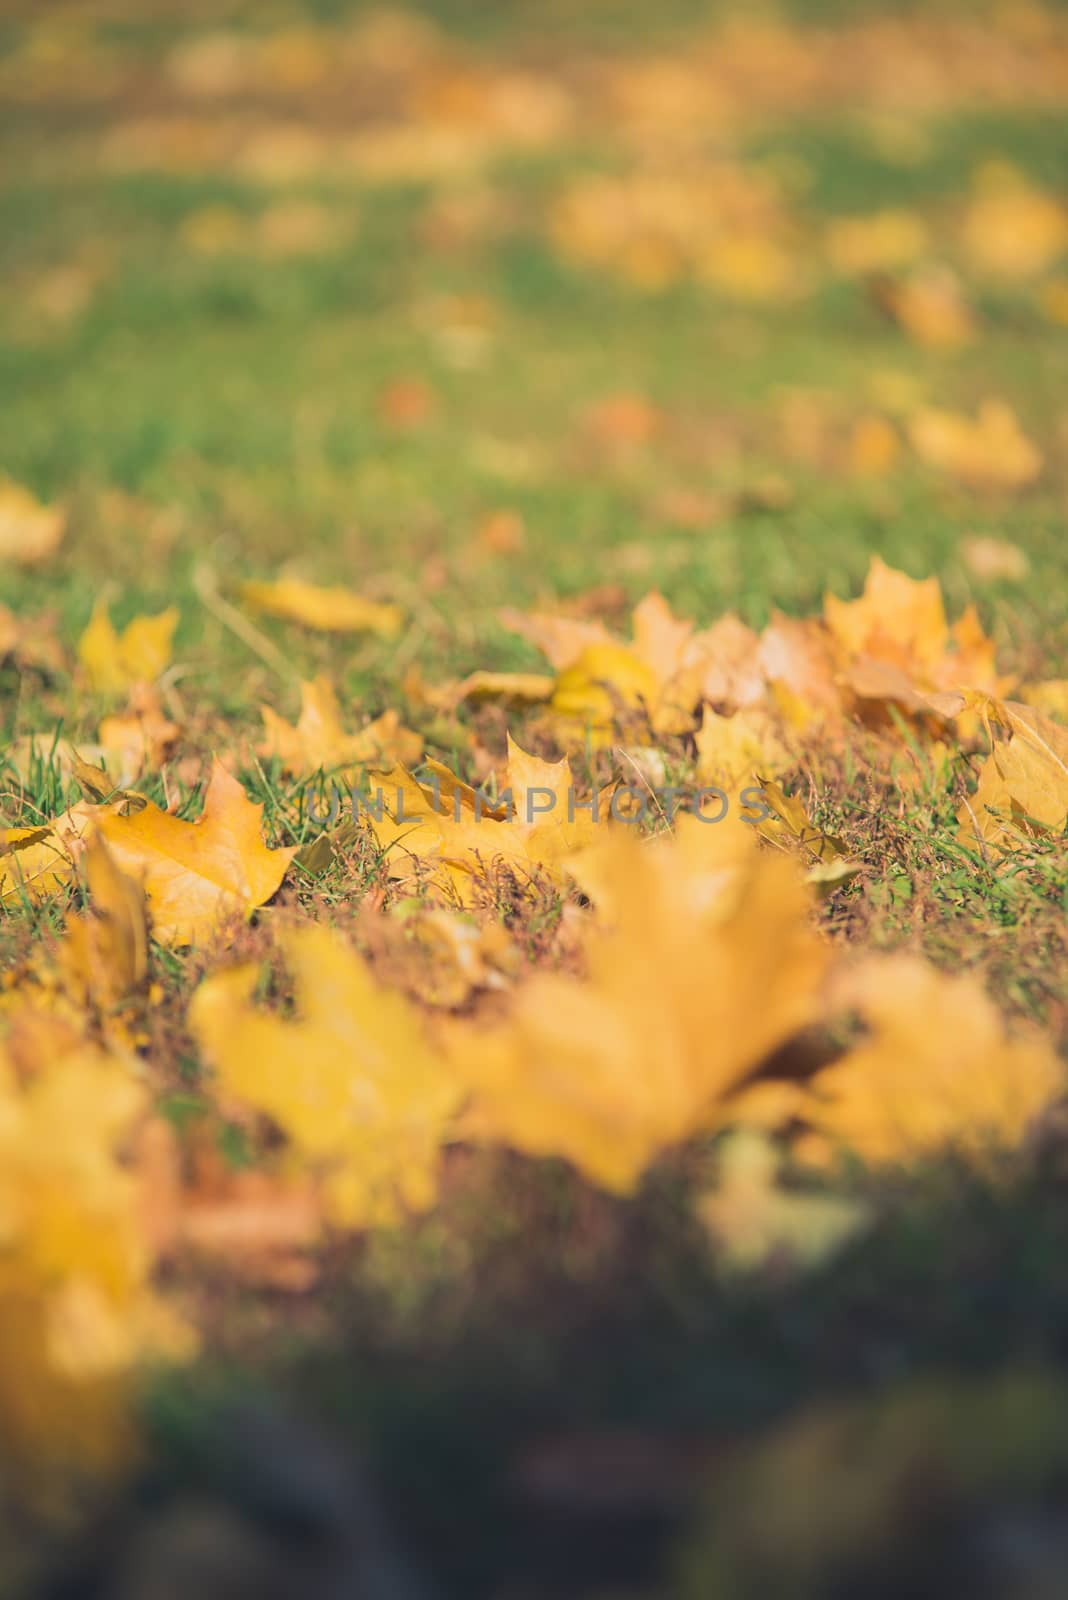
[1,537,1066,1516]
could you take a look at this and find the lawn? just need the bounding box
[2,1,1068,1594]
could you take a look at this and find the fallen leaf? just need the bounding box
[800,957,1063,1165]
[960,536,1030,583]
[824,556,1004,703]
[241,577,402,637]
[825,210,927,275]
[0,475,66,566]
[549,641,660,742]
[451,670,555,709]
[0,1023,190,1468]
[1020,680,1068,723]
[0,801,99,906]
[189,925,461,1227]
[456,825,828,1193]
[755,778,851,867]
[366,736,597,904]
[758,614,842,726]
[96,757,295,946]
[397,906,520,1008]
[695,706,791,791]
[57,835,148,1016]
[98,684,181,782]
[962,161,1068,280]
[0,604,67,677]
[908,402,1042,489]
[848,414,901,476]
[258,676,422,776]
[950,694,1068,851]
[870,266,975,349]
[78,600,179,696]
[698,1130,869,1272]
[497,606,612,670]
[500,592,764,740]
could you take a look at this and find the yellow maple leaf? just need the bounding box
[0,1024,191,1469]
[698,1130,870,1273]
[1,836,149,1049]
[499,592,763,741]
[497,606,612,669]
[758,612,843,728]
[960,535,1030,584]
[98,684,180,783]
[825,555,947,673]
[96,757,295,946]
[695,706,791,791]
[450,670,556,709]
[950,694,1068,852]
[0,475,66,567]
[456,826,828,1193]
[58,836,149,1020]
[366,735,597,904]
[258,675,422,776]
[189,926,462,1228]
[824,556,1005,706]
[908,402,1042,489]
[825,210,927,276]
[78,600,179,696]
[698,232,801,303]
[241,576,402,637]
[799,957,1063,1166]
[549,641,660,743]
[1020,680,1068,723]
[566,808,759,926]
[399,908,520,1009]
[0,800,99,907]
[754,777,855,880]
[870,266,975,349]
[847,414,901,476]
[962,161,1068,280]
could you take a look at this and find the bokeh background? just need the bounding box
[3,0,1067,691]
